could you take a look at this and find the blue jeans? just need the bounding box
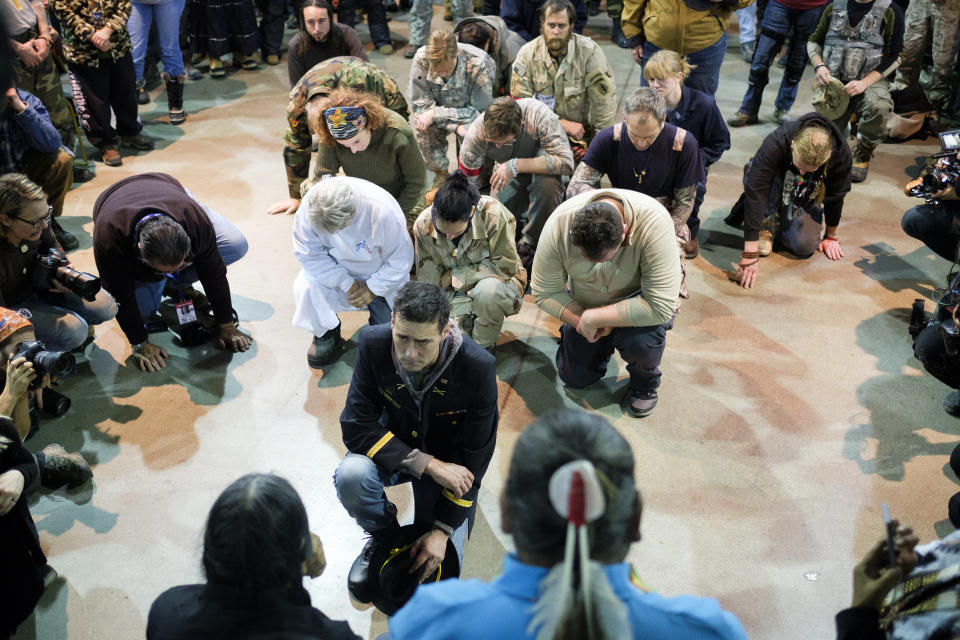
[737,5,756,43]
[902,203,960,262]
[556,317,674,394]
[333,453,469,566]
[738,0,825,115]
[129,0,186,80]
[641,32,727,96]
[134,201,248,318]
[17,289,119,352]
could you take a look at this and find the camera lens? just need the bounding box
[33,350,76,378]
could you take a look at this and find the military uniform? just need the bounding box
[409,0,472,47]
[283,56,409,200]
[808,0,904,155]
[409,43,495,176]
[510,33,617,141]
[1,2,73,148]
[413,195,526,348]
[453,15,525,96]
[458,98,574,246]
[895,0,960,107]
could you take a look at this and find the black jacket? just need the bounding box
[146,583,360,640]
[92,173,233,345]
[0,417,44,638]
[743,112,852,241]
[340,324,498,531]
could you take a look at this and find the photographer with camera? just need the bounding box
[0,173,117,353]
[92,173,252,373]
[901,151,960,263]
[902,149,960,415]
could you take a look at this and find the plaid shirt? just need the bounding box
[0,89,62,173]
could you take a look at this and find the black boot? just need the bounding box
[611,17,629,48]
[136,78,149,105]
[307,324,345,368]
[163,72,187,125]
[348,536,381,603]
[37,444,93,489]
[51,219,79,251]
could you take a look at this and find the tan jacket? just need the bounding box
[510,33,617,135]
[622,0,754,54]
[413,196,526,314]
[532,189,681,327]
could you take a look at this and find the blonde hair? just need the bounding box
[793,125,832,168]
[642,49,695,82]
[425,30,457,68]
[311,87,387,147]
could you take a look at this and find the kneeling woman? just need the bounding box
[309,87,427,230]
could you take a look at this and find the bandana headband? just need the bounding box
[323,106,367,140]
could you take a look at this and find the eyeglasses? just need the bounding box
[13,206,53,230]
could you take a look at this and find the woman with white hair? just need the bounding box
[292,176,414,368]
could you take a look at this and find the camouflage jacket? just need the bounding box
[413,195,527,310]
[53,0,132,67]
[458,98,574,175]
[283,56,410,199]
[511,33,617,137]
[408,42,496,132]
[454,15,525,96]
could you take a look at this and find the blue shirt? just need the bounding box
[389,553,748,640]
[667,87,730,169]
[0,89,62,173]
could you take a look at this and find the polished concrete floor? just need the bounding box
[12,6,957,640]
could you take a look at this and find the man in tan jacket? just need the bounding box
[532,189,681,417]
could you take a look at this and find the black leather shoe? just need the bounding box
[51,219,80,251]
[348,537,380,603]
[307,325,345,368]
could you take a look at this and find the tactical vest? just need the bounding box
[822,0,890,83]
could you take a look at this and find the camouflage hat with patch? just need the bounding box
[811,76,849,121]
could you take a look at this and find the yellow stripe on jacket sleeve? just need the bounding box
[442,489,473,507]
[366,432,395,459]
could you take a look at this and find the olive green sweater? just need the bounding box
[306,110,426,221]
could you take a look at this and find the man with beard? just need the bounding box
[287,0,367,88]
[510,0,616,161]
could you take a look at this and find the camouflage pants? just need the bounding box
[13,55,74,149]
[412,126,455,174]
[409,0,472,46]
[21,148,74,219]
[831,81,893,150]
[896,0,960,100]
[451,277,522,348]
[606,0,621,19]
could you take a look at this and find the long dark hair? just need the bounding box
[297,0,345,57]
[202,474,312,590]
[433,170,480,223]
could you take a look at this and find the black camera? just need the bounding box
[12,340,76,389]
[31,248,101,302]
[906,130,960,202]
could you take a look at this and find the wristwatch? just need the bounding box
[132,341,148,352]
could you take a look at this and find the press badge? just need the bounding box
[534,93,556,110]
[175,300,197,324]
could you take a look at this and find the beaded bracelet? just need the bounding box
[741,251,760,259]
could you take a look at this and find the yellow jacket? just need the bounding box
[622,0,754,54]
